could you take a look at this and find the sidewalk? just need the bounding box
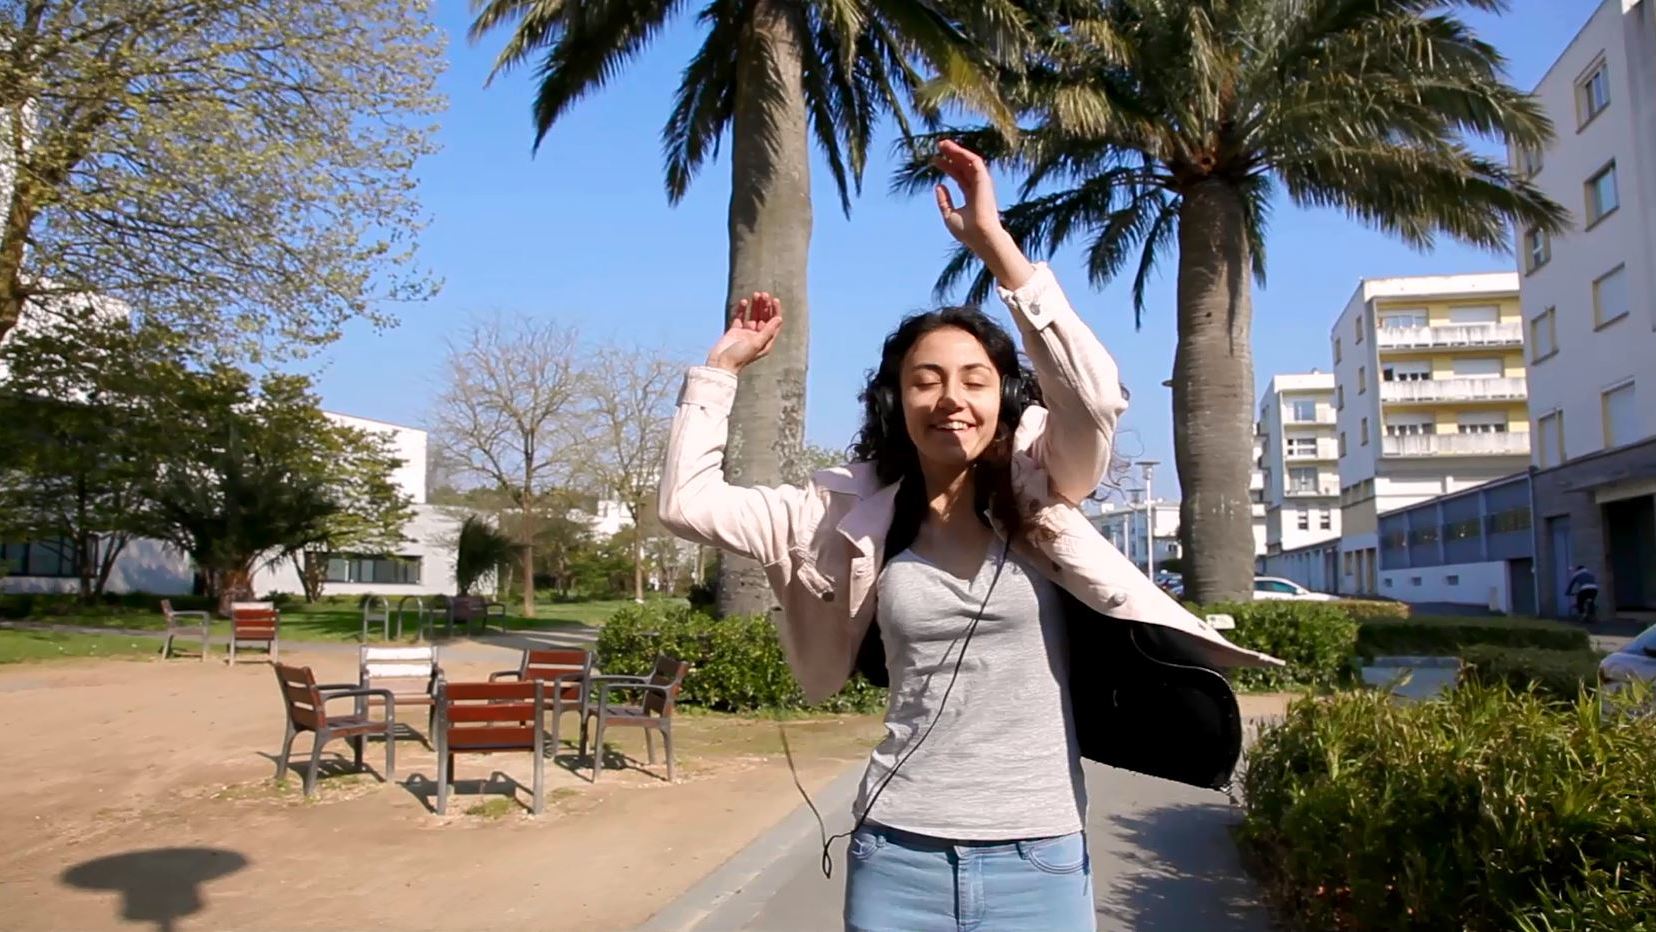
[644,732,1280,931]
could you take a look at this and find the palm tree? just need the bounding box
[900,0,1567,602]
[468,0,1023,616]
[454,514,517,597]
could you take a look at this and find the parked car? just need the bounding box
[1599,624,1656,700]
[1252,576,1337,601]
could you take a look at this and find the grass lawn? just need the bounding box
[0,596,682,647]
[0,629,161,664]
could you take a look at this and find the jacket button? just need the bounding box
[1106,592,1127,608]
[822,590,836,603]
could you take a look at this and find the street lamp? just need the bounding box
[1139,460,1159,581]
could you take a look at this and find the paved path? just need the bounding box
[645,739,1279,931]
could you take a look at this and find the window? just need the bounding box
[1290,400,1317,422]
[1447,305,1499,325]
[0,539,76,578]
[1458,411,1508,434]
[1515,145,1543,178]
[1524,227,1550,273]
[1361,417,1370,445]
[1445,518,1481,541]
[1594,265,1629,328]
[323,554,422,585]
[1380,310,1428,329]
[1486,506,1532,535]
[1453,357,1504,379]
[1255,579,1299,594]
[1530,308,1557,361]
[1334,338,1342,364]
[1355,314,1364,343]
[1383,361,1432,382]
[1446,575,1461,586]
[1336,385,1345,410]
[1603,381,1637,449]
[1385,415,1435,437]
[1320,510,1332,531]
[1586,163,1619,225]
[1358,366,1367,392]
[1287,435,1319,457]
[1289,466,1320,492]
[1578,60,1610,125]
[1538,410,1565,468]
[1338,432,1348,456]
[1297,511,1310,530]
[1410,576,1423,587]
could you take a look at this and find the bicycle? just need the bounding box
[1573,588,1599,624]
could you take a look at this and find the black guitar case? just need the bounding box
[854,590,1244,791]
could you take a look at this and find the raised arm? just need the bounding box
[934,140,1128,503]
[657,293,804,567]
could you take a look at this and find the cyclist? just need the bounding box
[1566,565,1599,621]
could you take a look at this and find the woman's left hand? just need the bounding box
[932,140,1004,254]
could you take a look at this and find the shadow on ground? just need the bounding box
[61,847,249,932]
[1093,799,1274,931]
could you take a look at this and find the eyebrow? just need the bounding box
[908,362,996,375]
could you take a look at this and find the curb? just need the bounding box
[639,763,863,932]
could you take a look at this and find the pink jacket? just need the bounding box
[658,264,1281,703]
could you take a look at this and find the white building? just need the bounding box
[1514,0,1656,617]
[1257,373,1341,553]
[1090,500,1183,573]
[1330,273,1530,595]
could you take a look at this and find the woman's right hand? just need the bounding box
[707,292,783,374]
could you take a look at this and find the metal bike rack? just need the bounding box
[395,595,432,641]
[361,595,391,642]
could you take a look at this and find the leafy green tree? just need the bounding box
[0,315,169,600]
[0,0,444,357]
[142,369,413,614]
[470,0,1023,616]
[907,0,1567,601]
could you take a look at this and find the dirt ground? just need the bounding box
[0,646,883,931]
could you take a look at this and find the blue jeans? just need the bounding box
[842,823,1095,931]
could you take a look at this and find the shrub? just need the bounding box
[1357,615,1589,658]
[1203,600,1359,692]
[1329,598,1410,623]
[1459,645,1603,701]
[595,601,886,714]
[1239,683,1656,930]
[0,592,216,619]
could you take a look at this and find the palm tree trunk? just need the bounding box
[715,0,811,618]
[1173,180,1256,604]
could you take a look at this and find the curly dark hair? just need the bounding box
[849,306,1041,553]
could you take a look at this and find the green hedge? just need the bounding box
[1240,684,1656,930]
[595,601,886,713]
[1329,598,1411,623]
[1357,615,1589,658]
[0,592,217,619]
[1459,645,1603,702]
[1203,601,1359,692]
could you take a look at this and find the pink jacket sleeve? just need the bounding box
[656,365,804,567]
[998,263,1129,504]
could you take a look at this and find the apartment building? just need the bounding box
[1331,273,1529,595]
[1090,500,1183,574]
[1513,0,1656,616]
[1256,374,1341,554]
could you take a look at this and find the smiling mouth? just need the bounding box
[930,421,976,434]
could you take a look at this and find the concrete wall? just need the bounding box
[1533,435,1656,615]
[253,505,465,598]
[1378,561,1513,612]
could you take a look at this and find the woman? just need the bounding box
[658,140,1273,931]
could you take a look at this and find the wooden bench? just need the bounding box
[490,649,593,757]
[360,646,443,747]
[445,595,506,637]
[580,655,689,783]
[435,680,546,814]
[229,601,280,664]
[272,663,396,796]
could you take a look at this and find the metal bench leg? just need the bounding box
[199,630,210,662]
[663,724,675,783]
[271,637,279,664]
[352,734,365,772]
[276,721,297,782]
[591,714,607,783]
[303,734,325,796]
[645,729,655,765]
[532,715,545,814]
[436,747,450,814]
[383,716,397,781]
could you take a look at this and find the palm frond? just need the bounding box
[662,0,741,202]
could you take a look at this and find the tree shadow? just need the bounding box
[1092,799,1278,931]
[61,847,248,932]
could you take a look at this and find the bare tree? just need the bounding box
[434,315,582,617]
[576,343,681,603]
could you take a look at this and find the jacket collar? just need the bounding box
[813,461,899,558]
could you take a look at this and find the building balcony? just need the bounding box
[1380,376,1526,404]
[1284,407,1338,426]
[1381,432,1530,457]
[1284,441,1339,461]
[1376,322,1523,351]
[1285,480,1340,497]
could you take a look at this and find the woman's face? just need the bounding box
[900,326,1002,472]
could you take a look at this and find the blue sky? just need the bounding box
[308,0,1601,497]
